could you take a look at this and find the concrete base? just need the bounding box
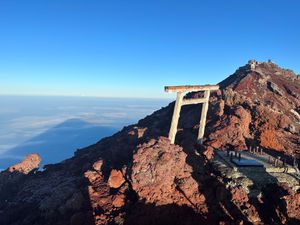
[215,150,297,173]
[211,150,300,192]
[231,159,263,167]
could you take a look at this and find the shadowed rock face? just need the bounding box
[0,153,41,193]
[0,154,41,216]
[0,61,299,225]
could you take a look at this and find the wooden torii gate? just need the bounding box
[165,85,219,144]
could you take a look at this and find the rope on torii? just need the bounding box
[165,85,219,144]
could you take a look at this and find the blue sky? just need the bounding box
[0,0,299,98]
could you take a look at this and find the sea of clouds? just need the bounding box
[0,96,171,169]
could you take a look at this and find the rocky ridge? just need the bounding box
[0,60,299,225]
[205,60,300,157]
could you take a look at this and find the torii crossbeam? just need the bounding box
[165,85,219,144]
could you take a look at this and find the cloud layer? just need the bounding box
[0,96,170,169]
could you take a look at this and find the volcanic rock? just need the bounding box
[131,137,205,207]
[108,169,125,189]
[92,159,103,171]
[0,154,41,197]
[206,60,300,154]
[7,153,41,174]
[0,60,299,225]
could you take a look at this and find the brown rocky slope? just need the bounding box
[0,60,299,225]
[205,60,300,156]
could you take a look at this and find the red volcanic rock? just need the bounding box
[234,106,252,137]
[296,193,300,205]
[131,137,205,208]
[0,60,299,225]
[204,60,300,154]
[203,146,214,160]
[0,154,41,199]
[260,129,284,151]
[230,186,249,203]
[92,159,103,171]
[112,193,126,208]
[7,153,41,174]
[286,192,300,220]
[84,167,129,224]
[84,169,115,224]
[206,107,251,151]
[259,184,300,224]
[108,169,125,189]
[277,184,300,222]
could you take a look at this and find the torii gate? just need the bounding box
[165,85,219,144]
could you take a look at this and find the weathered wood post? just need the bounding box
[198,90,210,143]
[165,85,219,144]
[168,92,185,144]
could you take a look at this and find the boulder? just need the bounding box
[108,169,125,189]
[7,153,41,174]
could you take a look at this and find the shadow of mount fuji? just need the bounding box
[0,118,118,169]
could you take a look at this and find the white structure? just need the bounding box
[165,85,219,144]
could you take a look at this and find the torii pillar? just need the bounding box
[165,85,219,144]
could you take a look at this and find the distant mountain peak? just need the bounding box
[219,60,300,97]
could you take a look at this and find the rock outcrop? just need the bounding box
[131,137,205,207]
[0,153,40,194]
[205,60,300,155]
[0,60,299,225]
[6,153,41,174]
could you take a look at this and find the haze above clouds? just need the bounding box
[0,96,171,169]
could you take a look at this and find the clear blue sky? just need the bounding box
[0,0,299,98]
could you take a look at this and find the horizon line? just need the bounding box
[0,93,173,100]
